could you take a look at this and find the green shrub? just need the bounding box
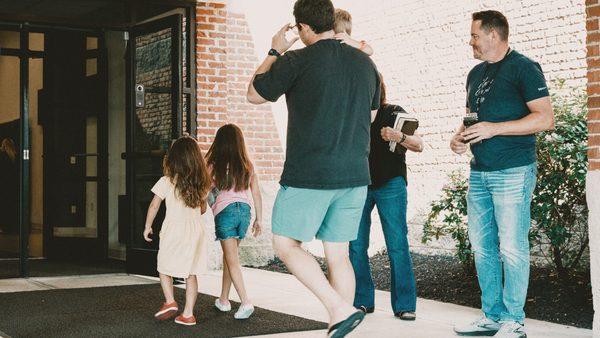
[530,82,588,280]
[422,170,473,271]
[422,82,589,279]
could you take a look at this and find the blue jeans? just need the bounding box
[349,176,417,313]
[214,202,251,241]
[467,163,537,323]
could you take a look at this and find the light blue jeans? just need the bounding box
[467,163,537,324]
[349,176,417,313]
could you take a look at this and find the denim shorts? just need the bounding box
[272,185,367,243]
[214,202,251,241]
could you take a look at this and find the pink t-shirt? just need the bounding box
[207,165,253,216]
[211,186,252,216]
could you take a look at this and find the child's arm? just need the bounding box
[334,32,374,56]
[360,41,374,56]
[249,172,263,237]
[143,195,163,242]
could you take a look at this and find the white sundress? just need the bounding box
[151,176,208,278]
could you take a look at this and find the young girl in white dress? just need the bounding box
[143,136,211,326]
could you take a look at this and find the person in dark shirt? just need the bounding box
[246,0,379,336]
[349,76,423,321]
[451,11,554,338]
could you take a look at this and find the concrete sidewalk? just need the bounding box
[0,269,592,338]
[195,267,592,338]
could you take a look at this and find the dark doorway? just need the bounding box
[0,0,196,279]
[39,30,109,261]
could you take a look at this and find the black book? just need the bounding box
[389,108,419,153]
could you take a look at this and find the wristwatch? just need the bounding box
[399,132,407,144]
[268,48,281,57]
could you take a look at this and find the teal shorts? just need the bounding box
[271,185,367,243]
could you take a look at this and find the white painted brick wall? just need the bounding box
[334,0,587,254]
[233,0,587,258]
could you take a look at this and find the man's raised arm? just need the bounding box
[247,24,298,104]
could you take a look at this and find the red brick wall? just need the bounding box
[195,1,284,181]
[589,0,600,171]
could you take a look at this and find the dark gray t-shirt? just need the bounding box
[253,39,380,189]
[466,50,549,171]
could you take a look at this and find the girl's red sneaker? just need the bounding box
[174,314,197,326]
[154,302,178,321]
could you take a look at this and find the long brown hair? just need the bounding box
[206,124,254,192]
[379,73,387,108]
[163,136,211,210]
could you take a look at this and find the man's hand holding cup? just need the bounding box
[450,133,468,154]
[450,113,478,154]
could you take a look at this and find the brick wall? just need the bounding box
[586,1,600,335]
[196,0,589,258]
[195,1,284,267]
[335,0,588,252]
[195,1,284,182]
[196,2,228,146]
[589,0,600,170]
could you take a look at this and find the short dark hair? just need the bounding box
[293,0,335,34]
[472,10,509,41]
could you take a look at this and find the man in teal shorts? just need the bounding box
[246,0,380,336]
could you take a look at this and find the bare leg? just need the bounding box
[182,275,198,317]
[221,238,250,305]
[324,241,355,305]
[272,235,356,327]
[159,273,175,304]
[219,257,232,304]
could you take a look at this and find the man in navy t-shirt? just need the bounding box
[246,0,380,336]
[451,10,554,338]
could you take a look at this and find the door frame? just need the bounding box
[0,24,47,277]
[0,22,113,276]
[0,2,196,278]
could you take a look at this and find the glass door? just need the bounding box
[40,31,109,262]
[125,14,183,276]
[0,35,21,277]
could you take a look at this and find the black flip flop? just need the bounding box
[395,311,416,321]
[358,305,374,314]
[327,310,366,338]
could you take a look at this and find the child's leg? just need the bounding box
[219,257,232,304]
[220,238,250,305]
[182,274,198,317]
[159,273,176,304]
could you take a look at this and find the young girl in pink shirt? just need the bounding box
[206,124,263,319]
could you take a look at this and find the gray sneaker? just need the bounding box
[494,322,527,338]
[454,316,501,336]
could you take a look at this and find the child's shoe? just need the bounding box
[215,298,231,312]
[154,301,178,321]
[234,304,254,319]
[174,314,197,326]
